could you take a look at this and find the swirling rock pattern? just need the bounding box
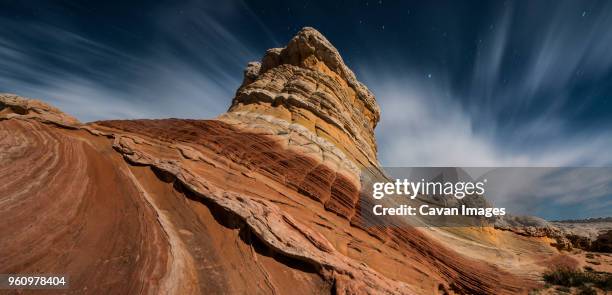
[0,28,569,295]
[0,118,173,294]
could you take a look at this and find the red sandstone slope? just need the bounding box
[0,28,560,295]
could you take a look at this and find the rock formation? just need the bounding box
[0,28,594,294]
[0,93,79,127]
[228,27,380,168]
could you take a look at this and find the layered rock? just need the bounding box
[228,27,380,167]
[0,28,567,295]
[0,115,176,294]
[495,215,612,252]
[1,93,79,127]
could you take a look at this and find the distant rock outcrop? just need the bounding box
[495,215,612,253]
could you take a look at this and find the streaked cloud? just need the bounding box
[0,6,259,121]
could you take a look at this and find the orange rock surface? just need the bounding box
[0,28,571,295]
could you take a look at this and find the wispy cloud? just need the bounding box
[362,70,612,168]
[359,0,612,168]
[0,4,262,121]
[353,1,612,218]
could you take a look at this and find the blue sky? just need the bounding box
[1,0,611,218]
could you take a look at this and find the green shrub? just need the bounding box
[555,286,570,293]
[577,285,596,295]
[543,268,611,291]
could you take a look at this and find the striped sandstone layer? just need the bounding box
[0,28,560,295]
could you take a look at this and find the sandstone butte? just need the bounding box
[0,27,588,295]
